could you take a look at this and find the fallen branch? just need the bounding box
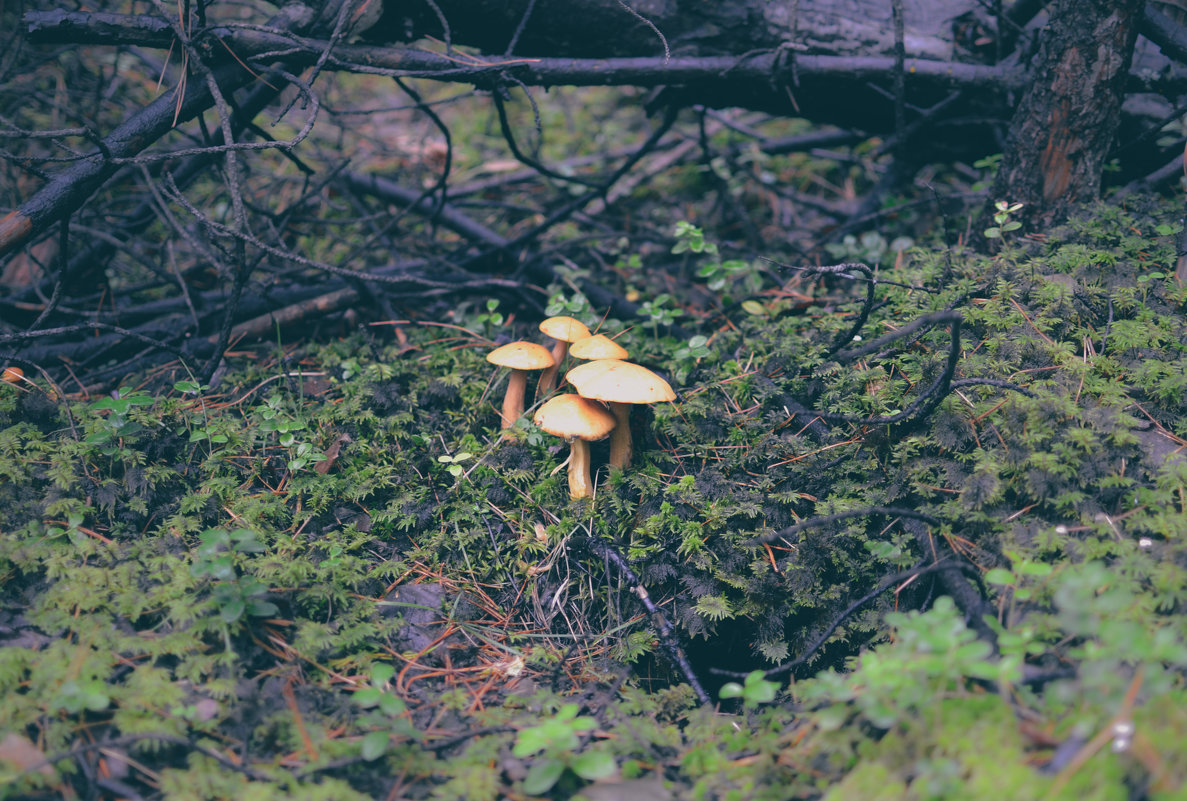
[24,12,1030,95]
[575,533,711,705]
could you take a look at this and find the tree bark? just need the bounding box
[384,0,980,60]
[987,0,1146,230]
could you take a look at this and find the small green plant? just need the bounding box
[45,512,87,546]
[797,597,1020,732]
[437,451,474,477]
[674,222,765,307]
[474,298,505,335]
[339,358,395,381]
[512,703,617,795]
[191,528,279,625]
[53,678,111,714]
[1136,269,1167,292]
[984,549,1054,602]
[719,670,779,707]
[983,200,1024,240]
[254,394,326,471]
[971,153,1003,191]
[173,379,209,395]
[352,663,419,760]
[545,289,593,319]
[175,379,243,452]
[671,334,712,383]
[639,293,680,336]
[695,258,747,292]
[85,386,155,451]
[671,221,717,256]
[824,231,913,264]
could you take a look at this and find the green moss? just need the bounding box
[1,197,1185,798]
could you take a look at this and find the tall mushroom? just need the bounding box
[486,342,555,429]
[536,316,591,397]
[565,359,675,469]
[533,394,617,499]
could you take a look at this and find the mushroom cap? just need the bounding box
[539,316,591,343]
[566,359,676,405]
[568,334,629,361]
[486,341,555,370]
[533,394,617,441]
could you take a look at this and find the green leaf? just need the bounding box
[571,749,617,781]
[354,688,383,707]
[984,568,1015,585]
[247,599,279,618]
[522,758,566,795]
[378,693,406,717]
[815,704,850,731]
[719,682,743,699]
[219,599,246,624]
[371,663,396,686]
[743,672,777,703]
[1017,561,1052,577]
[512,729,548,758]
[361,731,389,761]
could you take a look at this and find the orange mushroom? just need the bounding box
[486,342,554,429]
[533,394,617,498]
[536,316,591,397]
[568,334,629,362]
[566,359,675,469]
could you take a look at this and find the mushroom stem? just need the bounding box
[500,369,528,429]
[607,402,633,469]
[568,438,594,498]
[536,339,567,397]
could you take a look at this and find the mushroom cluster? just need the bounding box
[486,321,675,498]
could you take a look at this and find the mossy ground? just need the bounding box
[1,196,1186,800]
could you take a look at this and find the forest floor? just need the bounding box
[1,18,1187,792]
[2,190,1186,800]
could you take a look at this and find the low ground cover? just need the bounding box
[1,200,1186,799]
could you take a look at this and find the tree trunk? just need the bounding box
[385,0,979,60]
[987,0,1145,230]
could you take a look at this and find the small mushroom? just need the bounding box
[568,334,629,362]
[486,342,555,429]
[536,316,592,397]
[533,394,617,498]
[566,359,675,469]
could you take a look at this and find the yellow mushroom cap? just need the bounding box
[533,394,616,441]
[486,341,555,370]
[566,359,675,405]
[539,316,591,343]
[568,334,629,361]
